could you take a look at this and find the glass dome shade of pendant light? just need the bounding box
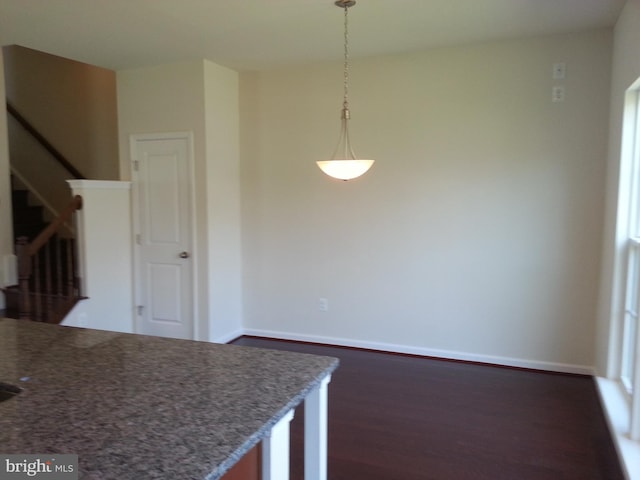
[316,159,374,181]
[316,110,375,181]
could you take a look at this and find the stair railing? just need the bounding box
[15,195,83,323]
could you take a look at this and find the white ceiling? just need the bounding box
[0,0,626,72]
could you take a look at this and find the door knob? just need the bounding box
[179,251,190,259]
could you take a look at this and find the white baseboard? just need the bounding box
[595,378,640,480]
[241,328,595,375]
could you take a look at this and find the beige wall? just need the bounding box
[3,45,118,180]
[240,30,612,371]
[597,0,640,377]
[0,49,13,307]
[117,59,242,343]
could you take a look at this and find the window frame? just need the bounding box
[617,81,640,441]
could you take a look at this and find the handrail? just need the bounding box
[6,101,86,180]
[28,195,83,254]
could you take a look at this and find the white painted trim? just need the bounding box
[305,376,331,480]
[66,179,131,190]
[633,319,640,440]
[242,328,595,375]
[261,409,294,480]
[129,137,143,339]
[596,377,640,480]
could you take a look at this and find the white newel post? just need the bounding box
[262,409,295,480]
[305,375,332,480]
[64,180,134,333]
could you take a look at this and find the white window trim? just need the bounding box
[596,378,640,479]
[603,78,640,480]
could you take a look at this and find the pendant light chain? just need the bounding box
[342,4,350,115]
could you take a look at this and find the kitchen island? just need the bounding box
[0,318,338,479]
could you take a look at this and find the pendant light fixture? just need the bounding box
[316,0,375,181]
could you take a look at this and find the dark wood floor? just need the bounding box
[231,336,624,480]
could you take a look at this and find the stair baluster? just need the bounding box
[16,237,31,320]
[9,196,84,323]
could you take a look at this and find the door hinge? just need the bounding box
[136,234,142,245]
[133,160,139,171]
[137,305,144,316]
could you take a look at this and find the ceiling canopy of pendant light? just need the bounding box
[316,0,375,181]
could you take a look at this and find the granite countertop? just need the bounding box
[0,318,338,479]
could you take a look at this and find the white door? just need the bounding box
[131,133,194,340]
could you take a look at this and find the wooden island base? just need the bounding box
[223,445,260,480]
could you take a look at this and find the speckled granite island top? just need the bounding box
[0,318,339,479]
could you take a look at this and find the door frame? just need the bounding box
[129,131,199,340]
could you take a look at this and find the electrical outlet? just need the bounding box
[319,297,329,312]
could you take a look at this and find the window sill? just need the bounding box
[596,377,640,479]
